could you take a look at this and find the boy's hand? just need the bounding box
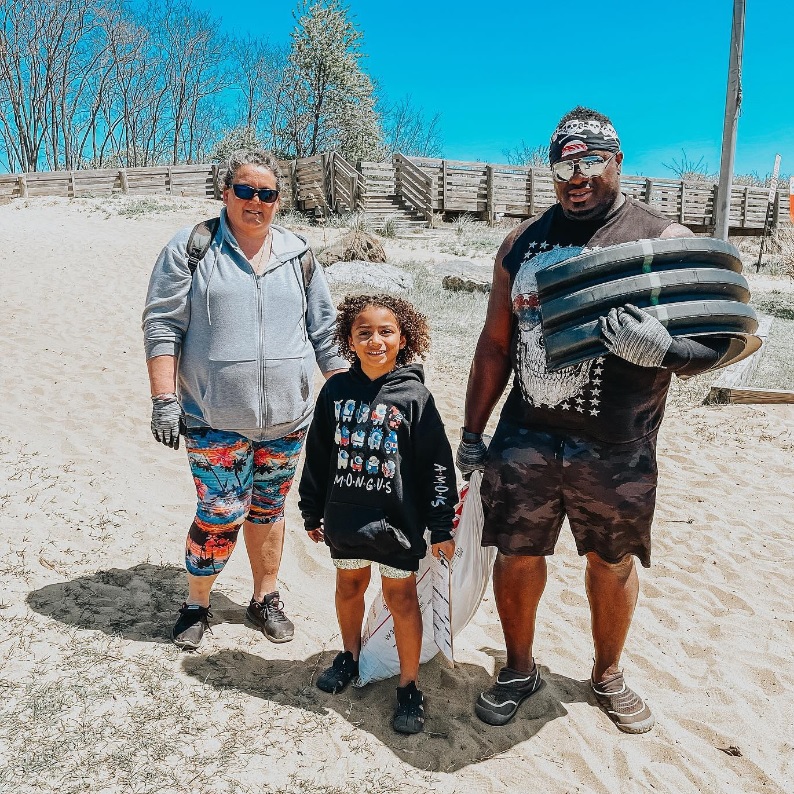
[307,528,324,543]
[432,539,455,561]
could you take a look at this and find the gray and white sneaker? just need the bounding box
[591,671,655,734]
[246,591,294,643]
[475,664,544,726]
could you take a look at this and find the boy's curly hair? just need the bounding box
[335,294,431,367]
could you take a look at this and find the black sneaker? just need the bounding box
[393,681,425,734]
[316,651,359,693]
[246,591,294,643]
[475,664,544,726]
[171,603,211,650]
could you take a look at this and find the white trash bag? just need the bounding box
[356,471,495,686]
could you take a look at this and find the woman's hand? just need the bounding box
[151,394,182,449]
[307,528,324,543]
[431,538,456,561]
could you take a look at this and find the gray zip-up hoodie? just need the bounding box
[142,210,347,440]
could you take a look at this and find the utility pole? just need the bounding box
[713,0,746,240]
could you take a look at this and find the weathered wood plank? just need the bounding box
[708,387,794,404]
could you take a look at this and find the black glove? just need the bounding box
[151,393,182,449]
[455,433,488,479]
[600,303,672,368]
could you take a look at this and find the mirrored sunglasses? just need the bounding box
[551,153,616,183]
[231,183,280,203]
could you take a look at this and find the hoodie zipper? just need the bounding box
[255,274,266,427]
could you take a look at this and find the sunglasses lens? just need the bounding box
[579,160,607,178]
[259,189,279,203]
[232,184,256,199]
[552,162,575,182]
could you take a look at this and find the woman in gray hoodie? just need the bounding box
[142,149,347,650]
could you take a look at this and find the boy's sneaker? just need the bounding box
[393,681,425,734]
[591,671,655,734]
[316,651,359,693]
[246,591,294,643]
[475,664,544,726]
[172,603,211,650]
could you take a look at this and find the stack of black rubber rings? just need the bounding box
[537,238,760,372]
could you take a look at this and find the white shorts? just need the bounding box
[332,558,413,579]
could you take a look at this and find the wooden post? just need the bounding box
[320,152,330,217]
[644,178,653,204]
[69,171,76,198]
[486,164,495,225]
[714,0,746,239]
[211,164,220,200]
[166,166,173,195]
[290,160,298,210]
[528,167,534,216]
[741,186,749,226]
[119,168,130,194]
[442,159,447,213]
[18,173,28,198]
[679,180,686,223]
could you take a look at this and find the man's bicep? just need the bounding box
[479,254,514,353]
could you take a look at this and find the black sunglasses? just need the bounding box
[231,183,280,203]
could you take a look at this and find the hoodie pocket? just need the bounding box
[323,502,411,558]
[264,350,314,427]
[202,360,260,429]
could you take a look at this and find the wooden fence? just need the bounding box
[0,154,788,234]
[406,156,790,233]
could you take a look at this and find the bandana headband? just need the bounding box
[549,118,621,164]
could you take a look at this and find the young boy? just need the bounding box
[298,294,456,735]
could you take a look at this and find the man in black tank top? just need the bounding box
[456,107,722,734]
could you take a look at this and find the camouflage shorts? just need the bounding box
[481,421,658,568]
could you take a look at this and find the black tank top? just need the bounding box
[500,197,677,444]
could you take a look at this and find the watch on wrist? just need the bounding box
[460,428,483,444]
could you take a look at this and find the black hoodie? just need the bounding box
[298,362,455,572]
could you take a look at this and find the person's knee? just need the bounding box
[382,578,419,613]
[586,551,635,578]
[336,569,369,600]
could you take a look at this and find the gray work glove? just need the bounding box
[456,436,488,480]
[599,303,672,368]
[151,394,182,449]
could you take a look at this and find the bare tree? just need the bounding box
[381,94,442,157]
[503,140,548,167]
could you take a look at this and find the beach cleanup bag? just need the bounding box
[356,471,496,686]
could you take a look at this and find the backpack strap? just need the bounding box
[186,217,220,275]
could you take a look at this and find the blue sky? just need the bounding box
[191,0,793,179]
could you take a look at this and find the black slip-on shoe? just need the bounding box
[316,651,359,693]
[393,681,425,735]
[475,665,544,726]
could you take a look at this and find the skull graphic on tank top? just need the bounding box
[512,245,594,408]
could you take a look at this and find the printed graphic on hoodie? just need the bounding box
[332,400,404,494]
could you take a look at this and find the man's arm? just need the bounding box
[463,228,523,434]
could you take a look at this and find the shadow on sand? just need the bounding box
[181,648,593,773]
[26,562,248,644]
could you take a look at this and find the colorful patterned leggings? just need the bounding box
[183,427,306,577]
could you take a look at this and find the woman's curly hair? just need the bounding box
[335,294,431,367]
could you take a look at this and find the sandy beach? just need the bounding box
[1,196,792,794]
